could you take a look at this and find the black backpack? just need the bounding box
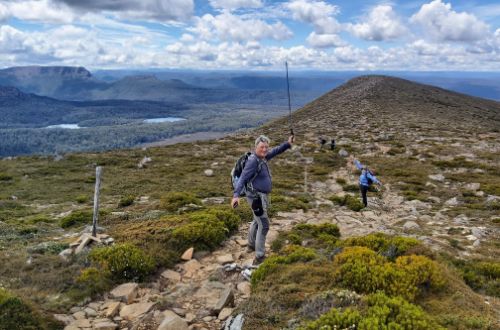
[364,169,374,185]
[231,152,264,196]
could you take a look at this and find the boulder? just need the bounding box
[158,310,189,330]
[119,302,155,320]
[110,283,138,304]
[181,247,194,261]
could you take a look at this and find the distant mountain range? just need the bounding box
[0,66,315,105]
[2,66,499,104]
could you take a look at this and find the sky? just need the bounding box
[0,0,499,71]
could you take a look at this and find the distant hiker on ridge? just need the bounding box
[351,156,382,208]
[231,134,294,265]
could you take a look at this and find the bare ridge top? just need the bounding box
[263,74,500,135]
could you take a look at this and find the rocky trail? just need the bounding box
[57,147,497,330]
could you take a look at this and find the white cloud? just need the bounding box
[347,5,407,41]
[0,25,27,52]
[6,0,75,23]
[287,0,341,34]
[209,0,262,11]
[190,11,292,42]
[54,0,194,22]
[0,3,10,22]
[306,32,345,48]
[410,0,489,42]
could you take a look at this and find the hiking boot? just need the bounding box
[252,256,266,266]
[246,246,255,253]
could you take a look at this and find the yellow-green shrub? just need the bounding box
[333,247,445,301]
[89,243,155,281]
[171,212,227,251]
[340,233,421,260]
[359,292,444,330]
[333,247,387,294]
[118,195,135,207]
[205,207,241,233]
[159,192,201,212]
[300,308,360,330]
[300,293,444,330]
[279,223,340,250]
[252,246,318,287]
[75,267,112,295]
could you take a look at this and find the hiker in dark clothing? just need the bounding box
[330,139,336,150]
[231,135,294,265]
[319,137,327,149]
[354,158,382,207]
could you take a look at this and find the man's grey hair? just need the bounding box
[255,135,270,147]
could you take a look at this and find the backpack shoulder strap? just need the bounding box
[246,154,265,192]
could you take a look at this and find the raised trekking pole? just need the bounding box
[285,61,294,137]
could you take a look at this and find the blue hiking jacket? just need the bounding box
[233,141,291,197]
[355,159,380,187]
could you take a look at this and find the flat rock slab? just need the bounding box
[217,254,234,264]
[119,302,155,320]
[158,310,189,330]
[93,321,118,330]
[110,283,138,304]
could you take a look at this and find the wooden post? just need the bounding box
[92,166,102,238]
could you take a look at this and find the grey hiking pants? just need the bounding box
[246,191,270,259]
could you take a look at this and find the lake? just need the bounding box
[143,117,186,123]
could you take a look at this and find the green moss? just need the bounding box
[89,243,155,281]
[159,192,201,212]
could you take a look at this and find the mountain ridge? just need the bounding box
[263,75,500,138]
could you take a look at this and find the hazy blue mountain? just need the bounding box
[0,66,107,100]
[93,69,500,101]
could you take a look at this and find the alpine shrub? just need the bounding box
[171,212,227,251]
[300,293,444,330]
[89,243,155,281]
[252,246,318,287]
[0,288,45,330]
[333,247,445,301]
[340,233,421,260]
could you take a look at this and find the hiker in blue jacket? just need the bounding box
[231,134,294,265]
[354,158,382,207]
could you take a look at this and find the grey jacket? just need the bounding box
[233,141,291,197]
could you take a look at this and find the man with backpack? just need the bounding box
[353,157,382,207]
[231,134,294,265]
